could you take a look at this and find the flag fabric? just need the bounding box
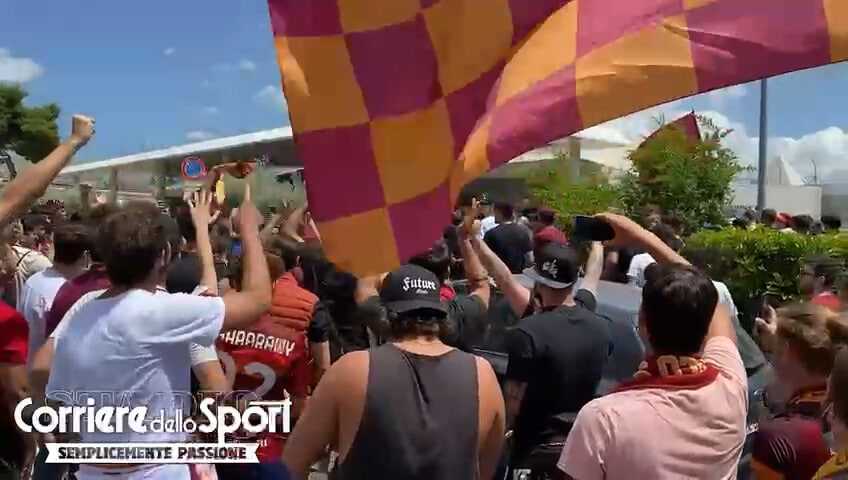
[209,161,256,181]
[640,112,702,148]
[633,111,703,184]
[268,0,848,276]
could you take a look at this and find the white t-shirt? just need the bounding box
[51,289,220,365]
[20,268,68,365]
[47,289,225,443]
[480,215,497,237]
[9,245,52,307]
[626,253,655,287]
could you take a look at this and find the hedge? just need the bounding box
[681,227,848,331]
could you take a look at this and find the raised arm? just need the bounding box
[260,212,284,240]
[0,115,94,224]
[596,213,735,344]
[455,200,490,304]
[282,205,307,242]
[470,233,530,316]
[459,235,490,307]
[188,190,219,295]
[220,186,272,330]
[595,213,689,267]
[579,242,604,299]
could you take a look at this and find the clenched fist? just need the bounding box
[70,115,95,145]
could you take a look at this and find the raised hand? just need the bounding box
[70,115,95,146]
[754,305,778,351]
[187,190,215,227]
[237,184,262,233]
[461,198,482,237]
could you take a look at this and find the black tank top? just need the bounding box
[332,343,480,480]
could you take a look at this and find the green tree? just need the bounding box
[618,116,744,233]
[526,150,622,231]
[0,84,60,178]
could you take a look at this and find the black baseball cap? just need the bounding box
[379,264,447,316]
[522,242,579,289]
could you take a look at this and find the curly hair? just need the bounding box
[386,309,452,341]
[96,210,168,286]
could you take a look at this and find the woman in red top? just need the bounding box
[0,301,32,476]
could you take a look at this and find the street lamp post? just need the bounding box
[756,79,768,213]
[810,158,818,184]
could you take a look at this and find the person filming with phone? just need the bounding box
[467,206,608,480]
[558,213,747,480]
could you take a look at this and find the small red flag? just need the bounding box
[639,111,701,148]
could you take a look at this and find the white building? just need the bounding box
[55,127,633,198]
[732,155,822,217]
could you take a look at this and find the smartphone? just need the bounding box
[573,215,615,242]
[230,238,243,258]
[758,294,782,317]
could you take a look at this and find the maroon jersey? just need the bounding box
[216,315,310,461]
[752,386,832,480]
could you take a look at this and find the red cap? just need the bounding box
[534,225,567,248]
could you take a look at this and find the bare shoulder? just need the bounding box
[473,355,498,385]
[326,350,370,387]
[332,350,369,371]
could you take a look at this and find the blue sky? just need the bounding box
[3,0,848,178]
[4,0,287,162]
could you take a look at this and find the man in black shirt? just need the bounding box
[357,229,491,353]
[484,202,533,273]
[505,242,611,480]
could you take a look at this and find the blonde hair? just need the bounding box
[776,302,848,375]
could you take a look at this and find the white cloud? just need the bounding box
[580,86,848,184]
[237,60,256,73]
[212,60,256,74]
[186,131,215,141]
[707,83,748,108]
[0,48,43,84]
[200,106,219,115]
[163,47,176,56]
[253,85,287,110]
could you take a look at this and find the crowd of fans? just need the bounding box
[731,208,843,235]
[0,114,848,480]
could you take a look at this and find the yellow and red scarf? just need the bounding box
[784,385,827,415]
[613,354,719,392]
[813,450,848,479]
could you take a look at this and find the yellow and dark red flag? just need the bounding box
[632,111,702,181]
[640,111,702,148]
[268,0,848,276]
